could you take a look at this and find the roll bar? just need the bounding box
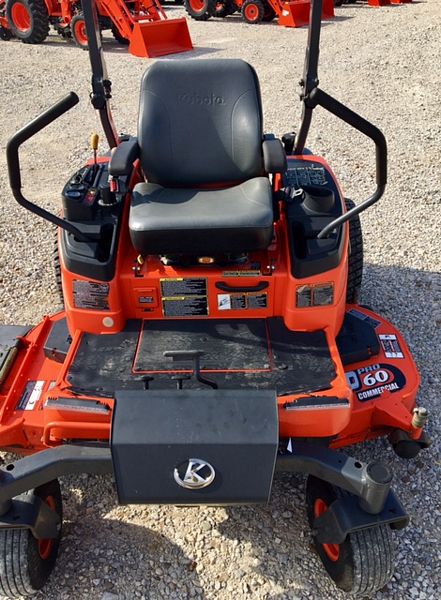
[295,0,387,238]
[82,0,119,149]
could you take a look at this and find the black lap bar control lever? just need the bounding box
[6,92,95,243]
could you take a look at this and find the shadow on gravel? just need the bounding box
[40,474,208,600]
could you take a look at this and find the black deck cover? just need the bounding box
[67,318,335,397]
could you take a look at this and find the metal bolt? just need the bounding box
[412,407,428,428]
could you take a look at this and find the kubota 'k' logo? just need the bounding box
[174,458,216,490]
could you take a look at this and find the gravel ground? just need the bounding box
[0,1,440,599]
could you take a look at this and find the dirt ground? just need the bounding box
[0,1,440,599]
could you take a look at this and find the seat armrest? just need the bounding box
[262,138,287,174]
[109,138,140,177]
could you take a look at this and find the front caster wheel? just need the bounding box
[0,479,62,598]
[306,475,395,595]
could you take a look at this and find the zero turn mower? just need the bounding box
[0,0,431,596]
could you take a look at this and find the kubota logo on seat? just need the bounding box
[178,93,225,106]
[174,458,216,489]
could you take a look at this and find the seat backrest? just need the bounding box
[138,59,264,186]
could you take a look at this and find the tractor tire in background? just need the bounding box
[345,198,363,303]
[241,0,264,24]
[71,13,88,49]
[185,0,217,20]
[111,23,129,45]
[6,0,48,43]
[305,476,394,595]
[0,25,13,40]
[262,4,276,21]
[215,0,236,17]
[0,480,62,598]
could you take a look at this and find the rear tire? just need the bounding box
[6,0,49,43]
[111,23,129,45]
[262,4,276,21]
[0,25,13,40]
[241,0,264,23]
[185,0,217,20]
[306,476,395,595]
[345,198,363,303]
[0,480,62,598]
[71,13,88,49]
[215,0,236,17]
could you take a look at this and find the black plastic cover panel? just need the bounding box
[111,389,278,504]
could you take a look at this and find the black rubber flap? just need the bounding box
[111,389,278,505]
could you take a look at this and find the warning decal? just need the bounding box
[17,380,45,411]
[345,363,406,402]
[161,278,208,317]
[378,334,404,359]
[73,281,110,311]
[217,293,267,311]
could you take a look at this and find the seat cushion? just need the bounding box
[129,178,274,255]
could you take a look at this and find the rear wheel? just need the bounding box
[185,0,217,20]
[306,476,394,595]
[6,0,49,43]
[241,0,264,24]
[0,25,13,40]
[262,4,276,21]
[345,198,363,303]
[71,13,88,49]
[0,480,62,598]
[215,0,236,17]
[111,23,129,45]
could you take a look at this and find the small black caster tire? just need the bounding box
[306,475,395,595]
[0,479,62,598]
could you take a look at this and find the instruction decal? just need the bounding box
[73,281,110,311]
[345,363,406,402]
[161,278,208,317]
[17,380,45,411]
[378,334,404,359]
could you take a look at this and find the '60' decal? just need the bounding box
[345,363,406,402]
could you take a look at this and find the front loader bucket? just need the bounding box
[128,18,193,58]
[278,0,334,28]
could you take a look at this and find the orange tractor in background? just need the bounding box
[0,0,193,57]
[185,0,334,26]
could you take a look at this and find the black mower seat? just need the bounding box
[130,178,273,255]
[129,59,279,256]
